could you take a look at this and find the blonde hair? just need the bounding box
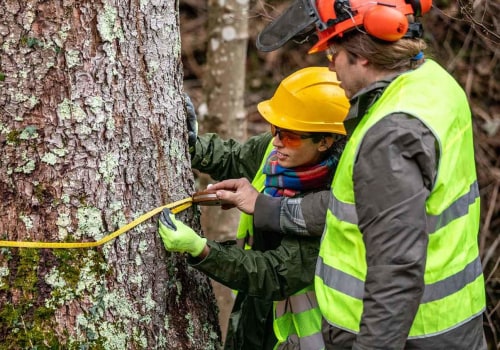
[335,15,428,72]
[339,32,428,72]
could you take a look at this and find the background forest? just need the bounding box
[179,0,500,347]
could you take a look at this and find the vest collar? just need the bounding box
[344,73,402,135]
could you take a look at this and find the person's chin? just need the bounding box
[277,159,294,168]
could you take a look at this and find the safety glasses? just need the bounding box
[270,125,314,148]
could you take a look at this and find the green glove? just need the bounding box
[158,208,207,257]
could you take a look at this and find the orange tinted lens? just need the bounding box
[279,130,304,148]
[271,125,303,148]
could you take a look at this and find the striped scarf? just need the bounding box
[262,149,338,198]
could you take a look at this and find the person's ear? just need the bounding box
[318,136,334,152]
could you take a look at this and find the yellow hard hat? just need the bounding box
[257,67,349,135]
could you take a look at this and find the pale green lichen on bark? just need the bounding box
[76,206,105,240]
[77,124,93,135]
[43,250,152,348]
[139,0,149,12]
[128,272,143,286]
[57,98,73,121]
[57,99,86,122]
[155,316,170,347]
[106,116,116,132]
[65,49,81,68]
[132,213,148,234]
[86,96,104,117]
[0,122,7,134]
[142,290,156,313]
[44,268,75,309]
[71,285,150,349]
[97,4,125,43]
[19,214,33,230]
[41,152,59,165]
[19,125,38,140]
[15,160,35,174]
[52,147,68,157]
[14,151,36,174]
[61,193,70,204]
[56,210,71,240]
[137,240,148,254]
[0,266,9,289]
[146,60,159,80]
[54,23,71,48]
[0,211,163,349]
[109,201,126,228]
[98,153,119,184]
[185,312,195,343]
[13,92,36,105]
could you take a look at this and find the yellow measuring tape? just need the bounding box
[0,197,193,249]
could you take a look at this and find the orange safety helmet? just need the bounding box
[256,0,432,53]
[309,0,432,53]
[257,67,349,135]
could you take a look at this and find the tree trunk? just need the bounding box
[196,0,249,342]
[0,1,220,348]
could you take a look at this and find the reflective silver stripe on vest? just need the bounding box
[316,255,482,304]
[277,333,325,350]
[275,290,318,317]
[300,332,325,350]
[328,194,358,225]
[316,256,365,299]
[421,255,483,303]
[275,291,325,350]
[426,181,479,233]
[328,180,479,233]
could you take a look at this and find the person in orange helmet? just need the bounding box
[210,0,487,348]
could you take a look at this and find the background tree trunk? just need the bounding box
[0,1,220,348]
[197,0,249,343]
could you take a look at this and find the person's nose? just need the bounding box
[272,134,284,148]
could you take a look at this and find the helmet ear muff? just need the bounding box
[363,5,409,41]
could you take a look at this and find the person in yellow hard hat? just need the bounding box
[157,67,349,350]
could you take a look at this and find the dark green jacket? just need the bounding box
[189,132,324,350]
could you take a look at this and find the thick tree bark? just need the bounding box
[0,1,220,348]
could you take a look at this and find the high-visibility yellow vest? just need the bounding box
[315,59,485,338]
[236,140,275,249]
[236,140,324,349]
[273,285,325,350]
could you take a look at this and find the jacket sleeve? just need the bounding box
[352,114,437,350]
[253,190,330,237]
[188,236,320,301]
[191,132,273,181]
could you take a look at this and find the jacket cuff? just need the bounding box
[187,240,232,268]
[253,194,282,234]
